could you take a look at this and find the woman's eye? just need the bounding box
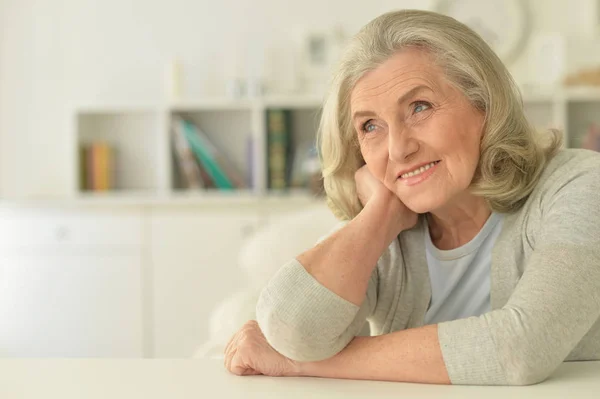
[413,101,431,114]
[362,120,376,133]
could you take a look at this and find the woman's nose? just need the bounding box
[388,125,419,162]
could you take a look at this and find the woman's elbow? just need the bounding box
[505,360,556,386]
[256,305,348,362]
[255,273,360,362]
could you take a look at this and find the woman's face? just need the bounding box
[350,48,485,214]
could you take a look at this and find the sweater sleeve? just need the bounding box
[256,258,377,361]
[437,157,600,386]
[255,220,379,362]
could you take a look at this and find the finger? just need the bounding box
[225,329,245,361]
[225,334,241,369]
[224,331,238,356]
[230,351,259,376]
[224,333,240,369]
[242,320,257,333]
[225,346,237,372]
[225,320,254,358]
[234,366,261,376]
[242,368,262,376]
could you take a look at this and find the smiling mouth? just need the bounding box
[399,160,440,179]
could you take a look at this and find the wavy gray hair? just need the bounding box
[317,9,561,220]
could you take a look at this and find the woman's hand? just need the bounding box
[355,164,386,207]
[224,320,300,377]
[355,165,418,234]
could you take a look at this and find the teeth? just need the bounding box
[401,161,437,179]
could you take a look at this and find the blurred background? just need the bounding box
[1,0,600,359]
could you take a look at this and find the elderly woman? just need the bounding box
[224,9,600,385]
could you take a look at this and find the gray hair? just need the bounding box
[317,9,562,220]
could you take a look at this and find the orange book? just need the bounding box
[100,143,109,191]
[96,144,103,191]
[87,144,95,191]
[100,143,112,191]
[106,144,113,190]
[92,143,108,191]
[94,143,100,191]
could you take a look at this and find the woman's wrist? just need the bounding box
[288,336,370,378]
[367,188,411,237]
[370,186,402,210]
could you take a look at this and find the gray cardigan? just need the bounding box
[256,149,600,385]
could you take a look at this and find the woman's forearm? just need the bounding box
[297,191,406,306]
[296,324,451,385]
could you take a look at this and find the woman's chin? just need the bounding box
[400,195,445,215]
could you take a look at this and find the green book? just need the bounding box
[267,109,291,190]
[79,145,88,191]
[180,119,234,190]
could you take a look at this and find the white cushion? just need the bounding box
[194,205,341,358]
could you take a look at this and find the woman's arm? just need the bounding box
[224,319,450,383]
[295,155,600,385]
[257,168,416,362]
[266,155,600,385]
[436,156,600,386]
[238,156,600,384]
[297,188,412,306]
[297,324,451,384]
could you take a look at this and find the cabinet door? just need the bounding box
[0,207,143,253]
[0,253,143,357]
[150,209,260,358]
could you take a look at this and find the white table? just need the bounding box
[1,359,599,398]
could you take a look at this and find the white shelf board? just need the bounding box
[169,98,255,112]
[563,86,600,101]
[168,95,323,111]
[169,189,322,204]
[75,104,161,114]
[72,190,168,206]
[72,88,600,114]
[262,95,323,109]
[47,190,324,207]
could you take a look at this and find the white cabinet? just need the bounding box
[0,203,315,358]
[0,207,143,252]
[150,208,261,358]
[0,253,143,357]
[0,207,144,357]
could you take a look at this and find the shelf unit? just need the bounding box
[69,88,600,205]
[70,96,323,203]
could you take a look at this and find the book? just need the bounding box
[79,145,88,190]
[289,141,320,189]
[246,135,255,189]
[99,143,110,191]
[87,144,95,191]
[176,117,248,190]
[266,109,292,190]
[197,160,216,188]
[80,142,115,192]
[179,118,235,190]
[170,119,205,189]
[97,142,109,191]
[191,122,247,189]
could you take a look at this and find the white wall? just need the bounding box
[1,0,599,199]
[0,0,2,196]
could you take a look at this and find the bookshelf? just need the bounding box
[70,88,600,204]
[71,96,324,204]
[76,110,161,193]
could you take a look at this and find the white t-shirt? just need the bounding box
[423,213,503,325]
